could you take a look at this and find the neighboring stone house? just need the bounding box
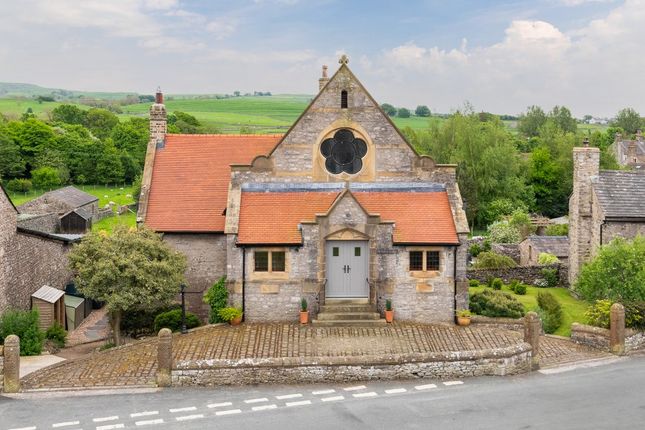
[568,142,645,284]
[518,235,569,266]
[17,186,99,233]
[610,131,645,171]
[0,185,80,314]
[139,56,470,323]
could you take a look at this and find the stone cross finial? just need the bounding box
[339,54,349,65]
[322,65,328,78]
[583,137,589,147]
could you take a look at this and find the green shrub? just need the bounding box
[537,291,562,334]
[509,279,527,295]
[585,299,612,328]
[473,251,517,269]
[45,322,67,348]
[491,278,503,290]
[538,252,559,265]
[545,224,568,236]
[153,309,200,333]
[204,276,228,324]
[0,309,44,356]
[469,279,480,288]
[625,302,645,330]
[540,268,559,288]
[122,304,180,337]
[469,289,525,319]
[217,307,243,322]
[487,221,521,244]
[469,243,483,257]
[6,178,32,193]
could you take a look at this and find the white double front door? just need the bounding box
[325,240,369,298]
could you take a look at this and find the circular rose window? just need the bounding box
[320,129,368,175]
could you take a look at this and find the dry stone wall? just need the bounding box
[467,264,568,287]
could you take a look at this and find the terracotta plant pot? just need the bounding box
[299,311,309,324]
[385,310,394,323]
[230,315,243,325]
[457,316,471,327]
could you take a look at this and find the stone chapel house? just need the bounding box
[138,57,469,323]
[569,141,645,285]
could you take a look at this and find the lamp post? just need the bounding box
[180,283,187,334]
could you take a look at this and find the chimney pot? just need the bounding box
[583,137,589,147]
[322,65,328,78]
[155,87,164,104]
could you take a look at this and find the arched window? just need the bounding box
[341,90,348,109]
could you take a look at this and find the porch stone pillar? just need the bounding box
[3,335,20,393]
[156,328,173,387]
[524,312,541,370]
[610,303,625,356]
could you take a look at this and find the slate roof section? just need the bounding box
[237,189,459,245]
[521,235,569,257]
[17,186,97,215]
[593,170,645,219]
[145,134,283,232]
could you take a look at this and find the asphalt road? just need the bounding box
[1,357,643,430]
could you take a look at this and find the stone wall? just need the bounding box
[163,233,227,320]
[172,343,532,386]
[626,330,645,352]
[570,323,610,350]
[0,345,4,392]
[602,221,645,246]
[491,243,520,264]
[471,315,525,332]
[467,264,567,287]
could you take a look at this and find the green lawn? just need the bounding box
[8,184,136,208]
[469,285,591,337]
[92,212,137,234]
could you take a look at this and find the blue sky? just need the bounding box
[0,0,643,117]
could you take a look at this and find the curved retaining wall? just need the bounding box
[171,343,533,386]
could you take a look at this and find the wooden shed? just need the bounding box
[60,208,92,234]
[65,295,86,330]
[31,286,66,330]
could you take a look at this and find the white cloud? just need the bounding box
[556,0,616,6]
[206,18,238,40]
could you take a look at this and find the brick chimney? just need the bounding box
[569,140,600,285]
[318,65,329,91]
[150,86,167,143]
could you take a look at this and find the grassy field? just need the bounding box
[92,212,137,234]
[469,285,591,337]
[8,184,136,207]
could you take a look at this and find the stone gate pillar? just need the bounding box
[3,335,20,393]
[610,303,625,356]
[524,312,541,370]
[156,328,173,387]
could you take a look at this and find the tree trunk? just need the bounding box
[110,310,122,346]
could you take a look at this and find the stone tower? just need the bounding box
[137,88,167,226]
[568,140,600,285]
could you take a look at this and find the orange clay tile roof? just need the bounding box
[145,134,282,232]
[237,190,458,245]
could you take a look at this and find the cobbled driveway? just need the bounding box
[20,323,611,390]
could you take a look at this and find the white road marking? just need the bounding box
[93,416,119,423]
[207,402,233,408]
[321,395,344,402]
[96,425,124,430]
[169,407,197,413]
[176,415,204,422]
[130,411,159,418]
[53,422,80,428]
[312,389,336,395]
[286,400,312,407]
[215,409,242,416]
[415,384,438,390]
[244,397,269,404]
[9,427,37,430]
[443,381,463,386]
[252,404,278,411]
[276,393,302,400]
[343,385,366,391]
[385,388,407,394]
[353,392,378,398]
[135,419,164,426]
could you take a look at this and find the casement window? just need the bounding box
[409,250,441,272]
[254,250,286,272]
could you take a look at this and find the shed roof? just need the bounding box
[31,285,65,303]
[17,186,97,215]
[593,170,645,219]
[522,235,569,257]
[145,134,282,232]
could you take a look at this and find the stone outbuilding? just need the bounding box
[518,235,569,266]
[138,57,470,323]
[568,142,645,284]
[610,131,644,171]
[0,185,80,315]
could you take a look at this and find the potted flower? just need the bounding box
[299,298,309,324]
[218,307,243,325]
[456,309,472,327]
[384,299,394,323]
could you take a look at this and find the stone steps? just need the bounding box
[315,312,381,321]
[319,304,376,313]
[310,319,388,327]
[313,298,386,326]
